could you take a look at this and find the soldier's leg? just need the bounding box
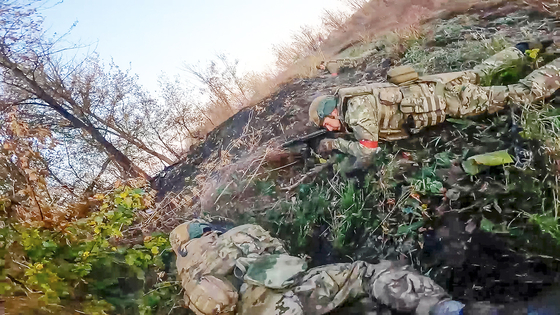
[271,262,369,315]
[273,260,453,315]
[473,46,525,84]
[445,82,509,117]
[447,56,560,117]
[508,56,560,104]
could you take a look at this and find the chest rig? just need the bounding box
[399,82,447,130]
[336,83,409,141]
[396,69,481,132]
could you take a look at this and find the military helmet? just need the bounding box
[169,219,212,255]
[309,95,337,127]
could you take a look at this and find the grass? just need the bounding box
[229,148,432,264]
[403,32,511,75]
[240,9,560,266]
[167,1,560,289]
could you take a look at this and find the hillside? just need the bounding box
[150,1,560,311]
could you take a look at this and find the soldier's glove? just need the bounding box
[318,139,336,155]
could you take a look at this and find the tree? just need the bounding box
[185,54,251,122]
[0,2,178,181]
[0,109,55,223]
[156,74,214,152]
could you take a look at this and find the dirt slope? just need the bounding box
[151,2,560,311]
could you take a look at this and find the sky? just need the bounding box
[39,0,346,94]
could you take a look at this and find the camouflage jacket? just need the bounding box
[331,76,451,158]
[174,223,452,315]
[331,47,560,159]
[175,224,289,315]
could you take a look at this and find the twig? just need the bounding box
[241,147,270,194]
[254,161,298,176]
[372,189,411,234]
[281,161,334,191]
[214,180,234,205]
[167,301,178,315]
[326,176,341,197]
[14,260,29,269]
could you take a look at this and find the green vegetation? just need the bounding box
[0,186,180,315]
[231,9,560,275]
[3,2,560,313]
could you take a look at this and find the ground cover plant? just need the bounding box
[0,182,183,314]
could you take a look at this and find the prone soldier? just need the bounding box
[309,41,560,160]
[317,49,378,76]
[170,220,464,315]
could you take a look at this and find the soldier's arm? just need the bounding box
[332,103,380,159]
[332,128,379,159]
[365,260,459,315]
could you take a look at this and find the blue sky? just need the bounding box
[40,0,345,93]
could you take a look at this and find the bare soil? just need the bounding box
[152,3,560,313]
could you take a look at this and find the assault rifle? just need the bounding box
[282,129,329,148]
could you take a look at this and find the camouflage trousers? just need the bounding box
[447,48,560,118]
[239,260,448,315]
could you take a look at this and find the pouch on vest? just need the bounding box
[399,83,447,114]
[236,254,307,289]
[399,83,447,129]
[387,65,419,85]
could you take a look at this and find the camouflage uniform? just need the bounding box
[321,49,378,75]
[328,47,560,158]
[170,221,457,315]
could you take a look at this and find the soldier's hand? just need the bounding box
[318,139,335,154]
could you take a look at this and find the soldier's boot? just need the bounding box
[507,56,560,104]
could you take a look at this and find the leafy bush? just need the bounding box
[0,186,181,315]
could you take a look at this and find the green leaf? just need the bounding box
[461,159,480,175]
[125,254,136,266]
[469,150,513,166]
[434,152,451,167]
[124,197,133,208]
[402,207,415,215]
[42,240,57,249]
[136,269,145,280]
[395,221,424,236]
[480,217,495,232]
[428,180,444,194]
[447,118,476,128]
[462,150,513,175]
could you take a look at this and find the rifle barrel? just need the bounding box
[282,129,328,148]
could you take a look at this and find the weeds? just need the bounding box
[0,185,181,314]
[403,33,510,75]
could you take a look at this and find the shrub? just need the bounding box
[0,185,181,314]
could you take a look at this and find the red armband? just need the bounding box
[359,140,378,149]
